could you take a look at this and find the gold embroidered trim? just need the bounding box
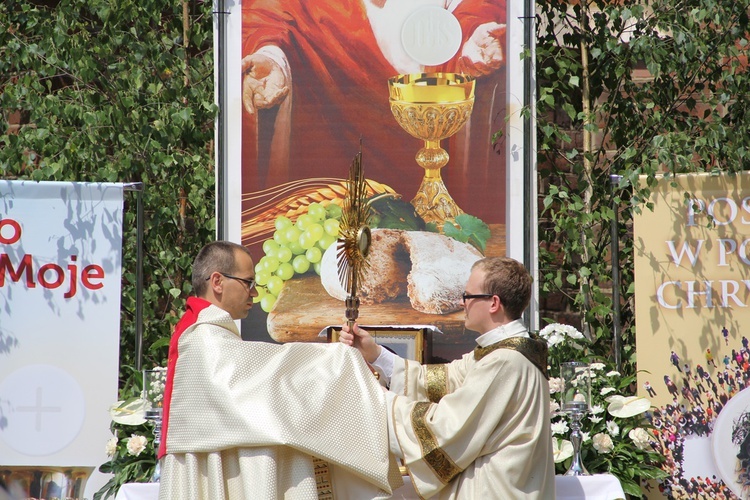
[474,334,549,378]
[313,456,334,500]
[401,356,409,396]
[425,364,448,403]
[411,402,462,485]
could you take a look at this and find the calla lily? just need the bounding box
[109,398,150,425]
[553,438,574,463]
[605,395,651,418]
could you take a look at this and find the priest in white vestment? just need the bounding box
[157,241,402,499]
[340,257,556,499]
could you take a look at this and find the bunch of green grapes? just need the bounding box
[254,202,342,312]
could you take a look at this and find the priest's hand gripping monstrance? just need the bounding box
[337,145,372,333]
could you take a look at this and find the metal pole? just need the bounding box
[214,0,229,240]
[123,182,145,371]
[609,175,623,372]
[522,0,538,330]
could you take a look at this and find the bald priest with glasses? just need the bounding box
[157,241,402,499]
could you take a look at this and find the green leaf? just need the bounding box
[443,213,491,253]
[367,194,426,231]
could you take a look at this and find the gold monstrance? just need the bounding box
[337,145,372,331]
[388,73,475,227]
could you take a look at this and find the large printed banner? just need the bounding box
[635,172,750,499]
[224,0,530,348]
[0,181,124,497]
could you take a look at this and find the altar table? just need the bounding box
[114,474,626,499]
[113,479,420,499]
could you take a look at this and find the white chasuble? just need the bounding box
[159,301,402,499]
[387,336,555,499]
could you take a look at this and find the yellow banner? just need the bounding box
[635,171,750,499]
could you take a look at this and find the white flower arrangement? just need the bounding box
[97,367,167,499]
[544,323,667,494]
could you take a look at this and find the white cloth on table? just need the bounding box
[555,474,626,500]
[116,478,425,500]
[116,475,623,500]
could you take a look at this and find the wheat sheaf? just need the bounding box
[241,177,395,247]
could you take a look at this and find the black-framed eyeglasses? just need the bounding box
[461,292,495,301]
[207,272,256,289]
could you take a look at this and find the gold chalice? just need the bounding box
[388,72,475,226]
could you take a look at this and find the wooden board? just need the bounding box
[267,224,505,343]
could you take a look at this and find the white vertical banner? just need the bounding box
[0,181,124,497]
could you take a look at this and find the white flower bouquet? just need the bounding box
[543,323,668,496]
[95,368,165,500]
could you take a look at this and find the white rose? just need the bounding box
[592,432,614,454]
[629,427,652,451]
[549,377,564,393]
[105,437,118,458]
[126,434,149,456]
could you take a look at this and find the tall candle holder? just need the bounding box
[143,368,166,482]
[560,361,592,476]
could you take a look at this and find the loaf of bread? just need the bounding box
[320,229,482,314]
[320,228,409,304]
[402,231,483,314]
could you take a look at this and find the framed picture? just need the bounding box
[323,325,436,363]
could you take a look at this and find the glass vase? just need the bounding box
[143,368,167,482]
[560,361,591,476]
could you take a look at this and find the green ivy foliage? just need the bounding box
[535,0,750,377]
[0,0,216,381]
